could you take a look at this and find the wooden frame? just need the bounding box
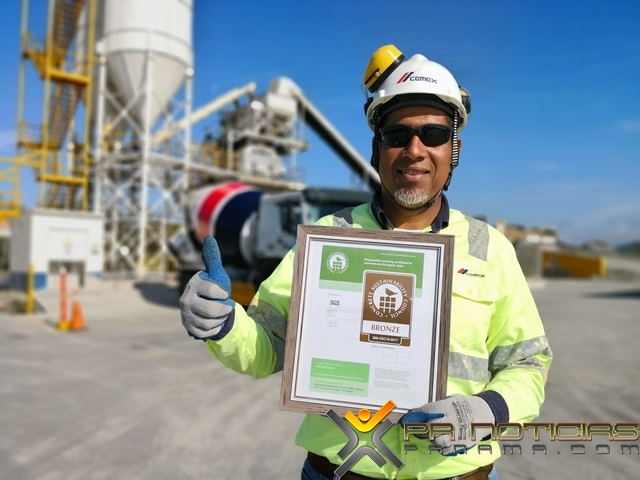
[280,225,454,421]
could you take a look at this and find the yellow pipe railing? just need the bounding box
[25,263,35,314]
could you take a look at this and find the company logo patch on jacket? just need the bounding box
[457,268,485,278]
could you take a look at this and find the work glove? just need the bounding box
[400,394,495,456]
[180,235,235,340]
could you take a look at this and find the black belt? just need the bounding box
[307,452,493,480]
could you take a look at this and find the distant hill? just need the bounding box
[617,241,640,255]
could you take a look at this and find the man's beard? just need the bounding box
[394,186,430,209]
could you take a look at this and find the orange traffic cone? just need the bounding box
[69,292,86,331]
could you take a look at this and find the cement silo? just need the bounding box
[76,0,193,130]
[100,0,193,129]
[90,0,195,278]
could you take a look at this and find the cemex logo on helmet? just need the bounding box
[325,400,404,479]
[396,71,438,84]
[458,268,485,278]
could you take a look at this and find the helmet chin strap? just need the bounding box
[444,110,459,191]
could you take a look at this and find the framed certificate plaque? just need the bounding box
[280,225,454,421]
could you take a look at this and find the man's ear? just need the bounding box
[457,137,462,155]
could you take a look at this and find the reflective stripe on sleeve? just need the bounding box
[448,351,491,383]
[489,335,552,376]
[464,215,489,261]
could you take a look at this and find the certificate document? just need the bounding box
[281,226,454,418]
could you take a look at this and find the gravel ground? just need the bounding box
[1,274,639,480]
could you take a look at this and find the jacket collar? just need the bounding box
[370,190,450,232]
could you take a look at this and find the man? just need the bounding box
[180,45,552,480]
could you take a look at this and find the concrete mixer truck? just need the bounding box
[170,182,371,305]
[168,76,380,303]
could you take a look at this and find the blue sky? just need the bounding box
[0,0,639,246]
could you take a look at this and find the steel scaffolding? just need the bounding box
[94,53,193,278]
[1,0,97,221]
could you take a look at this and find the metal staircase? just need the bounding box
[3,0,96,219]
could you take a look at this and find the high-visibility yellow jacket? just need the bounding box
[207,195,552,479]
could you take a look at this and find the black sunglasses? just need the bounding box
[379,123,453,148]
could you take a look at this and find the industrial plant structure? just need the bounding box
[1,0,378,290]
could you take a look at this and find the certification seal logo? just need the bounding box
[361,271,415,346]
[368,279,409,318]
[327,252,349,274]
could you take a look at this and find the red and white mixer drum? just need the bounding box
[187,182,263,267]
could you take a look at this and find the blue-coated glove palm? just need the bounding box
[400,394,495,456]
[180,236,235,340]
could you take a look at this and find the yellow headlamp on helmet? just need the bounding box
[363,45,405,93]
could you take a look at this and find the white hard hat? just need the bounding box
[364,46,471,194]
[365,51,468,132]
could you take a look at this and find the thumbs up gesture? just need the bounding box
[179,235,236,340]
